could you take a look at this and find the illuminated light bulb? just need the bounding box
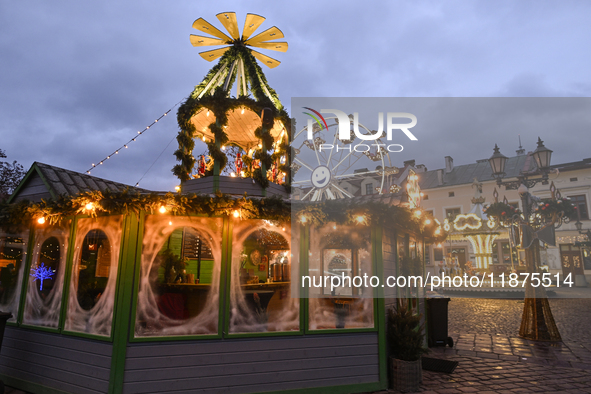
[138,131,141,134]
[437,243,442,248]
[202,136,206,142]
[300,215,307,223]
[159,206,167,214]
[420,192,424,197]
[164,113,167,116]
[206,110,210,117]
[168,221,172,226]
[333,225,337,230]
[115,151,118,154]
[258,143,262,148]
[222,145,226,151]
[414,210,422,218]
[107,156,110,159]
[37,217,46,224]
[124,145,128,148]
[154,119,158,123]
[85,202,94,211]
[356,215,366,224]
[241,107,245,114]
[175,185,181,192]
[233,210,240,218]
[92,163,95,167]
[282,227,285,231]
[132,138,136,141]
[230,172,236,177]
[146,126,150,129]
[435,228,441,235]
[425,219,431,225]
[100,161,103,165]
[240,171,245,177]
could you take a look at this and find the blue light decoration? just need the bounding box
[30,263,55,290]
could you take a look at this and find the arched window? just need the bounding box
[77,229,111,311]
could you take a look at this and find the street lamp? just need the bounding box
[488,138,562,342]
[489,137,553,189]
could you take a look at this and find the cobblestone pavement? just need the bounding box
[377,298,591,393]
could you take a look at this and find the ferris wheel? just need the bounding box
[291,114,398,201]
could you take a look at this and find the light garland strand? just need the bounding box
[85,99,185,174]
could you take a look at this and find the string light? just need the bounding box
[425,219,431,225]
[300,215,307,223]
[37,217,46,224]
[175,186,181,192]
[85,202,95,211]
[233,210,240,218]
[159,206,167,214]
[85,99,183,174]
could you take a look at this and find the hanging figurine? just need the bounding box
[235,152,243,177]
[269,161,278,183]
[197,155,207,178]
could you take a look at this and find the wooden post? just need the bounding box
[213,120,221,193]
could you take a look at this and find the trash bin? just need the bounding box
[426,298,453,347]
[0,312,12,394]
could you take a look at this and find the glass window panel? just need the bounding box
[307,224,374,330]
[134,216,223,337]
[230,219,297,334]
[0,230,29,323]
[23,223,71,328]
[65,216,122,336]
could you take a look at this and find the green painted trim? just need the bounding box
[373,225,388,389]
[18,323,60,333]
[222,217,233,336]
[16,225,35,324]
[300,224,309,332]
[253,381,383,394]
[59,329,112,342]
[305,327,378,335]
[224,330,303,339]
[0,373,71,394]
[130,333,222,342]
[127,212,145,343]
[109,214,139,394]
[58,217,79,331]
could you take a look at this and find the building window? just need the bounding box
[570,177,578,182]
[445,208,461,221]
[569,195,588,220]
[448,191,455,197]
[423,194,429,200]
[433,247,443,261]
[365,183,374,195]
[425,246,430,265]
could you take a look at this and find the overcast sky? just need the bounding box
[2,1,591,192]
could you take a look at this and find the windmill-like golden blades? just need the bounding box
[199,47,230,62]
[192,18,232,42]
[250,49,281,68]
[245,26,284,45]
[190,35,228,47]
[216,12,240,40]
[242,13,265,41]
[249,41,288,52]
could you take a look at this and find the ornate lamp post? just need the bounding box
[488,137,562,341]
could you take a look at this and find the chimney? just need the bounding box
[437,169,444,186]
[445,156,454,173]
[404,159,416,167]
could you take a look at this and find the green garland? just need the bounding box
[483,202,520,224]
[174,46,291,189]
[0,190,291,229]
[292,200,447,242]
[534,198,576,220]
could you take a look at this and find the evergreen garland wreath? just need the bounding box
[173,46,291,189]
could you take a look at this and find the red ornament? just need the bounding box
[502,212,506,215]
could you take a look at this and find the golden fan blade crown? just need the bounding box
[190,12,288,68]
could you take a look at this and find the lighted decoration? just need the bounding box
[86,105,180,175]
[453,213,483,231]
[30,263,55,291]
[465,233,499,269]
[173,12,292,189]
[37,217,46,224]
[406,169,421,209]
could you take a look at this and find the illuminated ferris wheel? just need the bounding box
[291,114,398,201]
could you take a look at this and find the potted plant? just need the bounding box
[387,299,428,392]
